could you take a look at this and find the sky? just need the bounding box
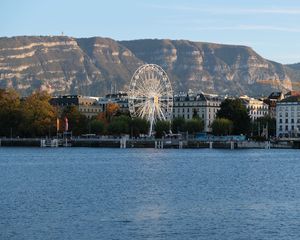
[1,0,300,64]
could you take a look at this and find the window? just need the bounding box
[279,119,282,123]
[279,125,282,131]
[286,112,288,117]
[285,119,288,123]
[285,126,288,131]
[291,119,294,123]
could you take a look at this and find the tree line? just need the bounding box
[0,89,275,139]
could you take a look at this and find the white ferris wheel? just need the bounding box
[128,64,173,136]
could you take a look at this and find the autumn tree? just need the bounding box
[105,102,120,122]
[0,89,22,137]
[61,106,88,136]
[20,91,57,137]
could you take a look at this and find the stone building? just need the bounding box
[276,96,300,138]
[240,95,269,121]
[173,92,222,132]
[50,95,104,118]
[263,92,284,118]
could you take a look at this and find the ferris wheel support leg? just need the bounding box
[149,117,154,136]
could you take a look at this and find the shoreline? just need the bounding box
[0,138,296,149]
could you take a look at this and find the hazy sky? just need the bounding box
[1,0,300,64]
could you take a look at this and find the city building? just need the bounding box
[103,92,129,113]
[50,95,104,118]
[276,96,300,138]
[284,90,300,98]
[173,92,222,132]
[240,95,269,121]
[263,92,284,118]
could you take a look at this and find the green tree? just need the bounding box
[20,91,57,137]
[0,89,22,137]
[62,106,88,136]
[185,118,204,135]
[211,118,233,135]
[90,119,105,135]
[192,108,200,119]
[217,99,251,135]
[172,117,186,133]
[154,120,171,138]
[107,118,129,135]
[251,116,276,138]
[130,117,149,137]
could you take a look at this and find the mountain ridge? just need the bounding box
[0,35,299,96]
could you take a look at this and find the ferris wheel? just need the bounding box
[128,64,173,136]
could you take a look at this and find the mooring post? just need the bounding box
[230,141,234,150]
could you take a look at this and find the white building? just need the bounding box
[173,92,222,132]
[240,96,269,121]
[276,96,300,138]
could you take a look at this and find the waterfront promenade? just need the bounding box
[0,137,296,149]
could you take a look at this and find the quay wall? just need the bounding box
[0,138,296,149]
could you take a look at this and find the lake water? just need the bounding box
[0,147,300,240]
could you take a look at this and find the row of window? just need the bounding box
[278,125,300,131]
[278,106,300,111]
[249,110,268,115]
[248,106,268,110]
[279,112,300,117]
[173,113,216,120]
[279,119,300,124]
[173,108,218,113]
[174,102,220,107]
[79,108,101,113]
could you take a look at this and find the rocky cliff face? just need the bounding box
[121,39,294,96]
[0,36,298,96]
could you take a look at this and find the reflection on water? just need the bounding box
[0,148,300,239]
